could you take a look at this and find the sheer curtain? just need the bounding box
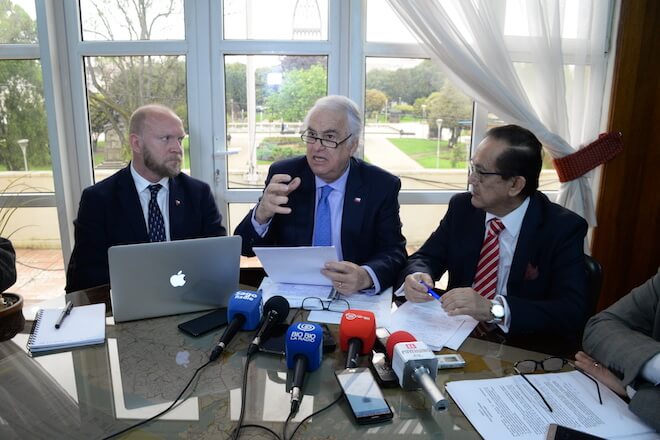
[386,0,612,225]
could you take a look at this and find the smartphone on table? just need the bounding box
[335,367,394,425]
[178,308,228,337]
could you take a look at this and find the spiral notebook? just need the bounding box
[27,303,106,354]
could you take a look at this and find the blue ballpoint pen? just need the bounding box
[419,281,441,300]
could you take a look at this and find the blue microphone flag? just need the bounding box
[285,322,323,371]
[228,290,262,331]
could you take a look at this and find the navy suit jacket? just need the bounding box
[234,156,407,290]
[400,191,588,339]
[65,166,226,292]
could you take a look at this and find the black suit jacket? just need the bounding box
[65,166,226,292]
[234,156,407,290]
[400,191,588,339]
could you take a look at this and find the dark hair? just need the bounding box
[487,124,543,198]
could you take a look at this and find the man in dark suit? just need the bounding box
[400,125,587,341]
[235,95,406,294]
[66,104,226,292]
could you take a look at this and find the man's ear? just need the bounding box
[509,175,526,197]
[348,137,359,156]
[129,133,141,155]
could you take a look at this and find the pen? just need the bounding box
[55,301,73,329]
[419,281,441,300]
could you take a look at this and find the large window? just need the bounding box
[0,0,613,276]
[0,0,64,306]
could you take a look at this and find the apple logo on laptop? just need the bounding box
[170,270,186,287]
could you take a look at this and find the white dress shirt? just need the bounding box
[486,196,530,332]
[130,163,171,241]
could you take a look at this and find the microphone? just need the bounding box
[209,291,262,361]
[247,295,290,355]
[386,331,448,411]
[339,310,376,368]
[285,322,323,414]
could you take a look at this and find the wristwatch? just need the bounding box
[489,300,505,323]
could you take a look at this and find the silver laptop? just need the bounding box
[109,236,241,323]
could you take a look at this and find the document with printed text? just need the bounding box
[388,300,478,350]
[445,370,656,440]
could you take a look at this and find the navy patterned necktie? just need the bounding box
[312,185,333,246]
[147,184,166,242]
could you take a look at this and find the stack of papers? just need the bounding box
[254,246,338,286]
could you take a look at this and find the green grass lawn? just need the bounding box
[389,138,468,169]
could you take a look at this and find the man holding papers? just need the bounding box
[235,95,406,294]
[399,125,587,343]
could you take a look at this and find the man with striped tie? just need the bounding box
[66,104,226,292]
[399,125,588,343]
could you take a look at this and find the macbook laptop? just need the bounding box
[109,235,241,323]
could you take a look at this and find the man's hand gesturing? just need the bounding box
[254,174,302,224]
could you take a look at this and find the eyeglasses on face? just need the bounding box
[513,357,602,412]
[301,130,352,149]
[469,161,507,182]
[301,297,350,313]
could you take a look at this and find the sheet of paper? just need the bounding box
[388,300,478,350]
[445,370,656,440]
[259,277,333,308]
[253,246,338,286]
[307,288,393,327]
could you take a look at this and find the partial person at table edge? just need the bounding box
[0,237,17,293]
[575,268,660,432]
[398,124,588,344]
[65,104,226,293]
[234,95,407,295]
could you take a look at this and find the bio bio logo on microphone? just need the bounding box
[296,323,316,332]
[290,323,317,343]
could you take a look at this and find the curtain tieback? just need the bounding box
[552,132,624,183]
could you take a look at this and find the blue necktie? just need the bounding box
[148,184,166,242]
[313,185,333,246]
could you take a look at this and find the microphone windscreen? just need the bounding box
[338,310,376,354]
[263,295,290,323]
[285,322,323,371]
[228,290,263,331]
[386,330,416,360]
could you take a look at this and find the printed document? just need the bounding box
[389,300,478,350]
[253,246,338,286]
[259,277,333,308]
[445,370,656,440]
[307,288,394,327]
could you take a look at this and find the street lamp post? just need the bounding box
[17,138,28,171]
[436,119,442,169]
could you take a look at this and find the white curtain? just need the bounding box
[386,0,612,225]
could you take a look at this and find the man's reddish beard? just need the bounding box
[143,145,181,178]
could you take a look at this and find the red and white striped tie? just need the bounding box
[473,218,505,300]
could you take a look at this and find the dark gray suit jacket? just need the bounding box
[66,166,226,292]
[234,156,407,291]
[583,269,660,431]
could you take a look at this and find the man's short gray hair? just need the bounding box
[303,95,363,146]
